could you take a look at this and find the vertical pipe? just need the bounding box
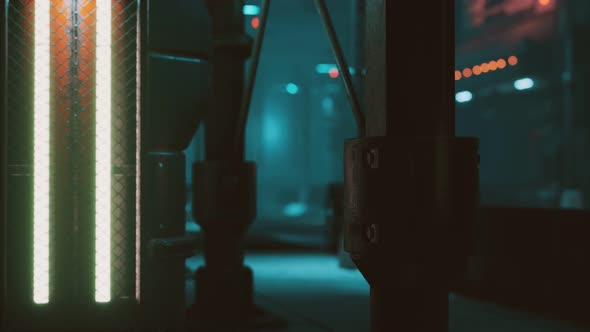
[205,0,247,161]
[202,0,248,273]
[191,1,257,323]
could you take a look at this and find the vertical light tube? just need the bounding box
[33,0,51,305]
[95,0,112,303]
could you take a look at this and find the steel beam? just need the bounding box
[364,1,455,330]
[365,0,455,138]
[345,1,478,331]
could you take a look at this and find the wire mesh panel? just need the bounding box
[7,1,34,166]
[5,0,139,315]
[6,0,36,308]
[50,0,93,304]
[111,0,138,301]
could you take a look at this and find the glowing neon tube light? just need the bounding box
[33,0,51,305]
[95,0,112,303]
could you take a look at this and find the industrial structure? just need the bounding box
[1,1,589,331]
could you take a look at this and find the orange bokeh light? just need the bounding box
[508,56,519,66]
[455,57,513,79]
[251,17,260,29]
[462,68,472,78]
[329,67,340,79]
[539,0,550,6]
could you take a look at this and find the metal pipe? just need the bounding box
[205,0,248,161]
[235,0,271,154]
[314,0,365,137]
[192,0,259,324]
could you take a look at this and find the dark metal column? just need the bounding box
[365,0,454,138]
[344,1,479,331]
[205,0,249,161]
[190,0,259,326]
[559,0,589,208]
[141,153,187,330]
[364,1,454,330]
[202,0,250,268]
[138,1,210,330]
[559,1,576,193]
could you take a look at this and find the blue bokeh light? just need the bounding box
[262,112,282,147]
[455,91,473,103]
[283,202,308,217]
[514,77,535,91]
[315,63,355,75]
[286,83,299,95]
[243,5,260,15]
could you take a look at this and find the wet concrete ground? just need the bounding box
[186,253,590,332]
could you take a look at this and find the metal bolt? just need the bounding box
[366,148,379,168]
[366,224,378,244]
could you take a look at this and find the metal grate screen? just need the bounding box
[111,0,139,301]
[5,0,139,306]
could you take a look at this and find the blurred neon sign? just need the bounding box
[467,0,555,27]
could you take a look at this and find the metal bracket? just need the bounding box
[343,136,479,286]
